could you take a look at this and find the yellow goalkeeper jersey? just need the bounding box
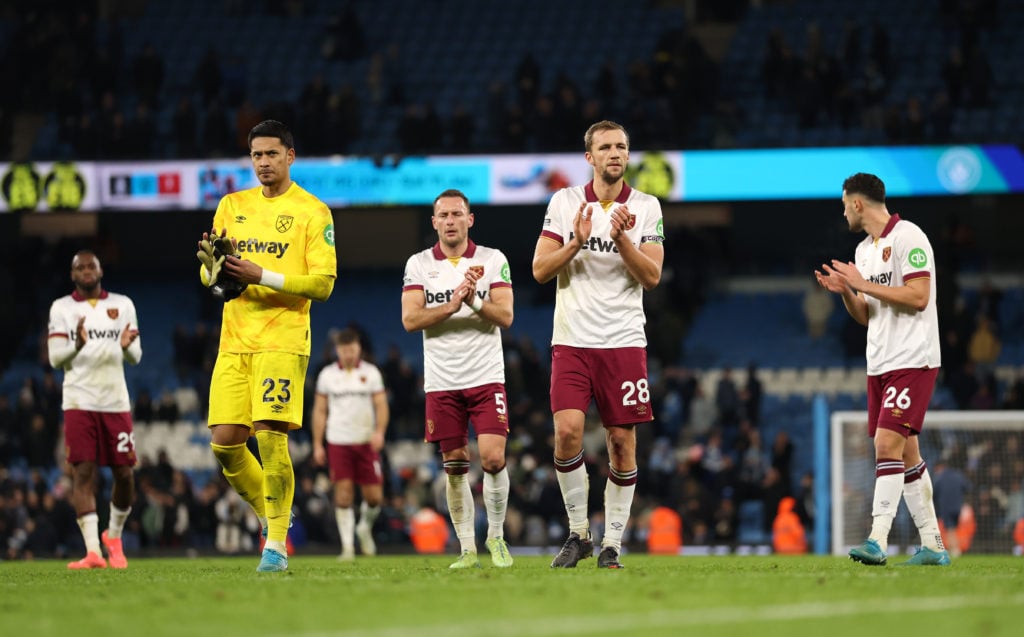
[211,182,336,356]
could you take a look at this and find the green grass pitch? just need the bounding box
[2,554,1022,637]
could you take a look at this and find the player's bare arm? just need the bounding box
[119,322,139,349]
[311,392,328,466]
[610,205,663,290]
[75,316,87,350]
[473,286,514,330]
[532,202,591,283]
[401,282,472,332]
[371,390,389,452]
[828,259,930,311]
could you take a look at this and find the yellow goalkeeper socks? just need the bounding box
[255,430,294,545]
[211,442,266,520]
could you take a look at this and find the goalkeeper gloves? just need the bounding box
[197,237,225,287]
[197,233,248,301]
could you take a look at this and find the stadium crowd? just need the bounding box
[2,301,1023,559]
[0,0,1006,160]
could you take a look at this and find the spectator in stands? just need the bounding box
[401,188,515,569]
[815,172,949,566]
[742,363,763,426]
[715,367,742,430]
[321,6,367,62]
[23,413,57,470]
[700,429,735,496]
[47,250,141,569]
[194,47,224,107]
[929,90,953,142]
[802,283,835,340]
[771,496,807,554]
[155,391,180,423]
[688,383,715,442]
[967,315,1001,381]
[973,279,1003,328]
[447,103,476,153]
[964,45,993,108]
[0,396,18,464]
[760,466,788,535]
[130,42,164,109]
[794,472,815,533]
[933,458,970,558]
[201,98,232,158]
[761,27,797,99]
[1001,374,1024,409]
[712,495,738,542]
[735,425,767,502]
[942,45,967,107]
[770,430,794,496]
[172,96,199,158]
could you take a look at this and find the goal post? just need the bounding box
[830,410,1024,556]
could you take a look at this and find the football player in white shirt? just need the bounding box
[312,328,389,560]
[815,172,950,566]
[532,120,665,569]
[47,251,141,570]
[402,189,515,569]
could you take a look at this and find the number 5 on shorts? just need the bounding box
[494,393,506,414]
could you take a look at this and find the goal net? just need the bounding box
[831,410,1024,556]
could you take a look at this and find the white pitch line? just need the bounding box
[283,593,1024,637]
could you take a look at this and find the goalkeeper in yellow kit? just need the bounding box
[197,120,336,572]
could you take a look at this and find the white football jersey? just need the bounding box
[403,241,511,392]
[540,181,664,348]
[315,360,385,445]
[854,214,941,375]
[47,290,142,412]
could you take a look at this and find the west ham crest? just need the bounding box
[882,247,891,262]
[468,265,484,277]
[276,215,294,233]
[107,308,119,319]
[625,214,636,230]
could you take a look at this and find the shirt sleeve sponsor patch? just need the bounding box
[907,247,928,269]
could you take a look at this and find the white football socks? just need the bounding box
[483,466,510,541]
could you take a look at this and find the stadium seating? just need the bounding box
[18,0,1024,158]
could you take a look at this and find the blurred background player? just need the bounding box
[532,120,665,569]
[48,250,141,569]
[197,120,337,572]
[312,327,389,560]
[401,189,515,569]
[815,172,950,566]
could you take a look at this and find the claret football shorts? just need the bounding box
[64,410,136,466]
[867,367,939,437]
[550,345,654,426]
[424,382,509,452]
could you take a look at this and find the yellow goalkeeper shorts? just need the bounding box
[208,351,309,429]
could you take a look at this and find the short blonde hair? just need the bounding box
[584,120,628,152]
